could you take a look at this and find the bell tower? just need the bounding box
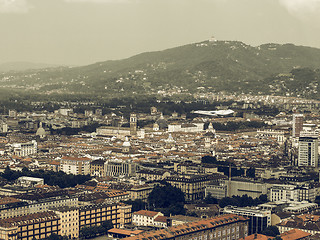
[130,113,137,135]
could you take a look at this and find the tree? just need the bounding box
[262,226,280,237]
[204,193,218,204]
[45,234,68,240]
[218,194,268,208]
[101,220,113,233]
[148,184,185,209]
[123,199,146,212]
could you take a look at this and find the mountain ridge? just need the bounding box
[1,40,320,99]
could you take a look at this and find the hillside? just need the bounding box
[0,62,61,72]
[1,40,320,99]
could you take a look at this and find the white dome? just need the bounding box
[122,136,131,147]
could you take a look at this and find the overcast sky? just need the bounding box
[1,0,320,65]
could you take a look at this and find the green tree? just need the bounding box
[101,220,113,233]
[123,199,146,212]
[262,226,280,237]
[148,184,185,209]
[204,193,218,204]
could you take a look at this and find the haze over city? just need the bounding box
[1,0,320,65]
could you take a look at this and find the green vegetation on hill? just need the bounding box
[1,41,320,99]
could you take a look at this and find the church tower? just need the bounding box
[130,113,137,135]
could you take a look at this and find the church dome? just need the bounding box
[36,123,47,138]
[122,136,131,147]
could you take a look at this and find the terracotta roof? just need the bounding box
[133,210,160,217]
[280,229,311,240]
[154,216,167,223]
[124,214,248,240]
[61,156,91,161]
[239,233,273,240]
[108,228,144,236]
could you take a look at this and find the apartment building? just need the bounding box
[52,206,79,239]
[79,203,132,229]
[132,210,164,227]
[0,192,78,219]
[0,211,60,240]
[222,206,271,235]
[127,185,153,201]
[90,159,106,177]
[165,175,209,201]
[123,214,249,240]
[60,156,91,175]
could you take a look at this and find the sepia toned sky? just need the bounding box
[1,0,320,65]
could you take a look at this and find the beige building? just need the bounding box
[53,206,79,239]
[128,185,153,201]
[0,211,60,240]
[166,175,210,201]
[132,210,164,227]
[79,203,132,229]
[136,170,170,181]
[60,156,91,175]
[0,193,78,219]
[90,159,106,177]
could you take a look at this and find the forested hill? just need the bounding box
[1,40,320,99]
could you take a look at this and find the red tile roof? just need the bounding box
[133,210,160,217]
[281,229,311,240]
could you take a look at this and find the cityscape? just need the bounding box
[1,0,320,240]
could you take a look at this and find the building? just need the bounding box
[130,113,137,135]
[128,185,153,201]
[298,136,318,167]
[257,129,285,145]
[60,156,92,175]
[0,211,60,240]
[90,159,106,177]
[136,170,170,181]
[167,215,201,227]
[222,206,271,235]
[16,176,44,188]
[227,178,268,199]
[165,175,210,202]
[277,214,320,235]
[293,114,303,137]
[96,113,137,137]
[123,214,249,240]
[11,141,37,157]
[0,120,8,133]
[52,206,79,239]
[206,182,227,200]
[105,159,137,177]
[268,184,299,202]
[132,210,164,227]
[0,191,78,219]
[168,122,204,133]
[79,203,132,229]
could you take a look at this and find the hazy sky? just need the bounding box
[1,0,320,65]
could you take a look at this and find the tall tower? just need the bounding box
[298,136,318,167]
[293,114,303,137]
[130,113,137,135]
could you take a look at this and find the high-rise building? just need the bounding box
[298,136,318,167]
[293,114,303,137]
